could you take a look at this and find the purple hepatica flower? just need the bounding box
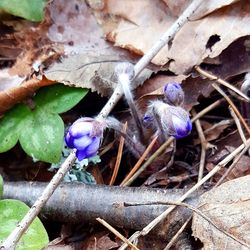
[170,108,192,138]
[164,82,184,106]
[65,117,104,161]
[150,101,192,139]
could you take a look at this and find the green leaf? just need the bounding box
[0,199,49,250]
[19,110,64,163]
[0,176,3,199]
[0,0,47,22]
[0,85,87,163]
[0,104,29,153]
[35,84,88,114]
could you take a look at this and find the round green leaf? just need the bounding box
[0,0,47,22]
[34,84,88,114]
[0,199,49,250]
[19,110,64,163]
[0,104,29,153]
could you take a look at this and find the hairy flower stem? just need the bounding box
[151,105,169,143]
[115,63,146,143]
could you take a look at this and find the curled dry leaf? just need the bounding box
[45,55,152,96]
[192,175,250,250]
[93,0,250,74]
[0,77,55,114]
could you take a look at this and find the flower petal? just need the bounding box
[172,115,192,138]
[85,137,101,157]
[73,135,93,150]
[76,150,87,161]
[69,122,93,138]
[65,132,74,148]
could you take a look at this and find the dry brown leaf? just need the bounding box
[194,120,232,145]
[45,54,152,96]
[192,175,250,249]
[94,1,250,74]
[82,232,119,250]
[163,0,239,19]
[0,77,55,114]
[206,144,250,182]
[0,69,25,91]
[138,36,250,114]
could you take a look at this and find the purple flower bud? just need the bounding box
[150,101,192,139]
[65,118,104,161]
[164,82,184,106]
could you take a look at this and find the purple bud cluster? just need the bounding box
[144,82,192,139]
[164,82,184,106]
[65,118,104,161]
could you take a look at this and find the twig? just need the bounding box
[215,142,250,187]
[118,139,249,250]
[229,107,247,145]
[163,217,192,250]
[120,136,158,186]
[212,83,250,136]
[123,137,174,186]
[191,99,223,122]
[125,201,250,248]
[1,0,204,247]
[109,122,127,185]
[191,110,216,181]
[96,218,140,250]
[1,151,77,250]
[195,66,250,101]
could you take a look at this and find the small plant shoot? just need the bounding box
[0,84,88,163]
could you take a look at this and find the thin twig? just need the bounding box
[215,142,250,187]
[195,66,250,102]
[123,137,173,186]
[229,107,247,145]
[212,83,250,136]
[163,217,192,250]
[96,218,140,250]
[119,139,249,250]
[192,109,207,181]
[191,110,215,181]
[191,99,223,122]
[109,122,127,185]
[120,136,158,186]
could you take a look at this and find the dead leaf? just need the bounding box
[206,144,250,182]
[93,1,250,74]
[194,120,232,145]
[192,175,250,250]
[163,0,239,20]
[0,68,25,91]
[82,232,119,250]
[45,54,152,96]
[0,76,55,114]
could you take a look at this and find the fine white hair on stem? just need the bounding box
[115,62,145,141]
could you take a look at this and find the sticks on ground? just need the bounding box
[119,139,250,249]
